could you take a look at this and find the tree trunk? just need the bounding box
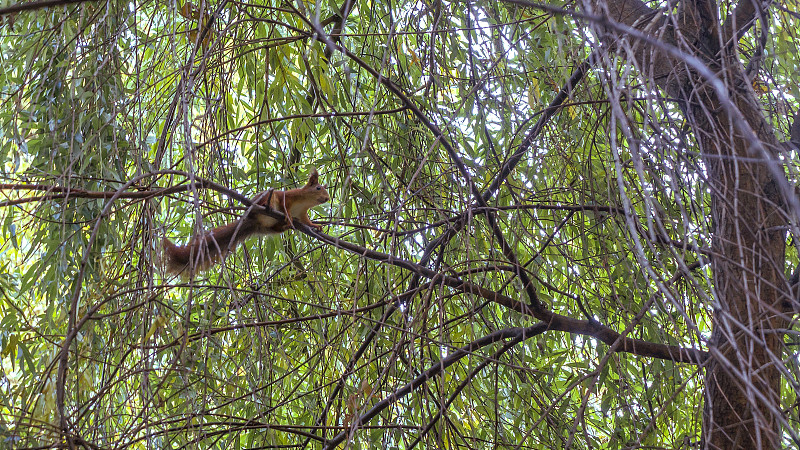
[588,0,790,447]
[697,71,787,450]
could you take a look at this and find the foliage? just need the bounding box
[0,0,799,448]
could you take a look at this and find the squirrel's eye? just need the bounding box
[316,186,321,190]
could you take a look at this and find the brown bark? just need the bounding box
[698,72,787,450]
[588,0,790,447]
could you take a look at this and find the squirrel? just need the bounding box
[163,170,330,275]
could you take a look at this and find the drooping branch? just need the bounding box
[569,0,789,447]
[50,170,297,439]
[55,170,201,438]
[306,17,543,311]
[406,332,530,449]
[152,0,229,167]
[322,324,549,449]
[293,27,599,444]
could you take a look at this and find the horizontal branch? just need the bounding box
[0,183,201,207]
[147,298,393,349]
[0,0,99,16]
[299,224,708,365]
[1,176,257,210]
[0,174,293,225]
[23,174,704,364]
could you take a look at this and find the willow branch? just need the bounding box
[0,0,99,16]
[300,225,708,364]
[323,324,548,449]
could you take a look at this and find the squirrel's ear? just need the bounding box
[307,169,319,186]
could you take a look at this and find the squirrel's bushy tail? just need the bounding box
[163,219,257,275]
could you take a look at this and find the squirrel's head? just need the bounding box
[304,169,330,204]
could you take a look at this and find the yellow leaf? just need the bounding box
[528,78,540,108]
[567,105,576,119]
[1,334,18,358]
[752,79,770,95]
[142,315,167,344]
[409,49,420,67]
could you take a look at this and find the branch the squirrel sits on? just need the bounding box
[163,170,330,274]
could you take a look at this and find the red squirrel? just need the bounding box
[163,170,330,274]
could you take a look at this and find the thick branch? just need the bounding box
[722,0,772,42]
[0,0,99,16]
[299,224,708,364]
[298,22,598,445]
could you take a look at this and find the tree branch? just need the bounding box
[296,15,598,444]
[299,224,708,364]
[0,183,212,207]
[307,17,543,311]
[0,0,99,16]
[722,0,773,42]
[322,324,548,449]
[406,332,527,449]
